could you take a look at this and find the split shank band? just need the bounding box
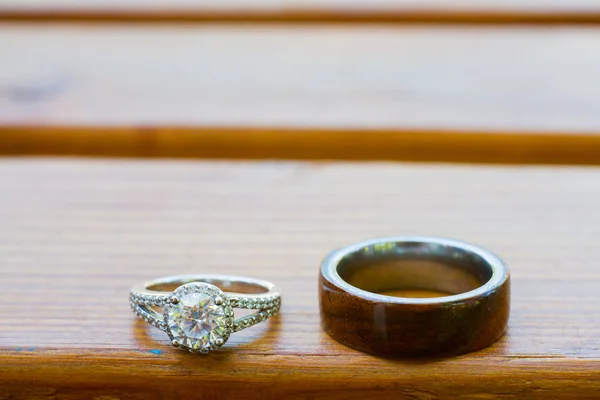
[130,275,281,354]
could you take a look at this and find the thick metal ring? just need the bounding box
[130,274,281,354]
[319,237,510,357]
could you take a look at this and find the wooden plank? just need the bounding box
[1,25,600,164]
[1,158,600,398]
[2,25,600,131]
[3,126,600,165]
[2,0,600,24]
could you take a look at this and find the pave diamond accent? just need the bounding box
[130,300,168,331]
[232,305,280,332]
[129,292,168,307]
[228,294,281,309]
[163,283,234,353]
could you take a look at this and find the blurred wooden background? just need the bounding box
[1,24,600,164]
[3,0,600,23]
[1,1,600,399]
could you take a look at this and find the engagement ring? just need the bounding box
[130,275,281,354]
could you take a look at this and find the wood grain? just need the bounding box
[2,25,600,164]
[3,0,600,24]
[1,158,600,398]
[319,238,511,357]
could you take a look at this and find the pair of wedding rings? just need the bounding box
[130,236,510,357]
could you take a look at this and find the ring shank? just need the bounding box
[319,237,510,357]
[133,274,278,297]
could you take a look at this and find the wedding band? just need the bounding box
[319,236,510,357]
[130,274,281,354]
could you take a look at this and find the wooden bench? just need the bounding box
[1,5,600,398]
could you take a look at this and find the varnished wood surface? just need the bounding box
[3,127,600,165]
[3,0,600,24]
[2,25,599,131]
[1,158,600,398]
[2,25,600,164]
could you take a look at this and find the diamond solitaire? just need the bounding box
[165,283,233,353]
[130,275,281,354]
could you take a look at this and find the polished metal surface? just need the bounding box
[133,274,280,298]
[323,236,509,304]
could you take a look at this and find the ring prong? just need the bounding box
[214,296,224,306]
[170,297,180,305]
[172,339,181,347]
[215,338,224,347]
[200,348,210,354]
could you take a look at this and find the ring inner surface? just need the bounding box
[336,241,493,297]
[148,279,268,294]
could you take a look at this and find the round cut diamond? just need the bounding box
[166,290,229,350]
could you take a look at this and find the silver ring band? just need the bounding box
[130,274,281,354]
